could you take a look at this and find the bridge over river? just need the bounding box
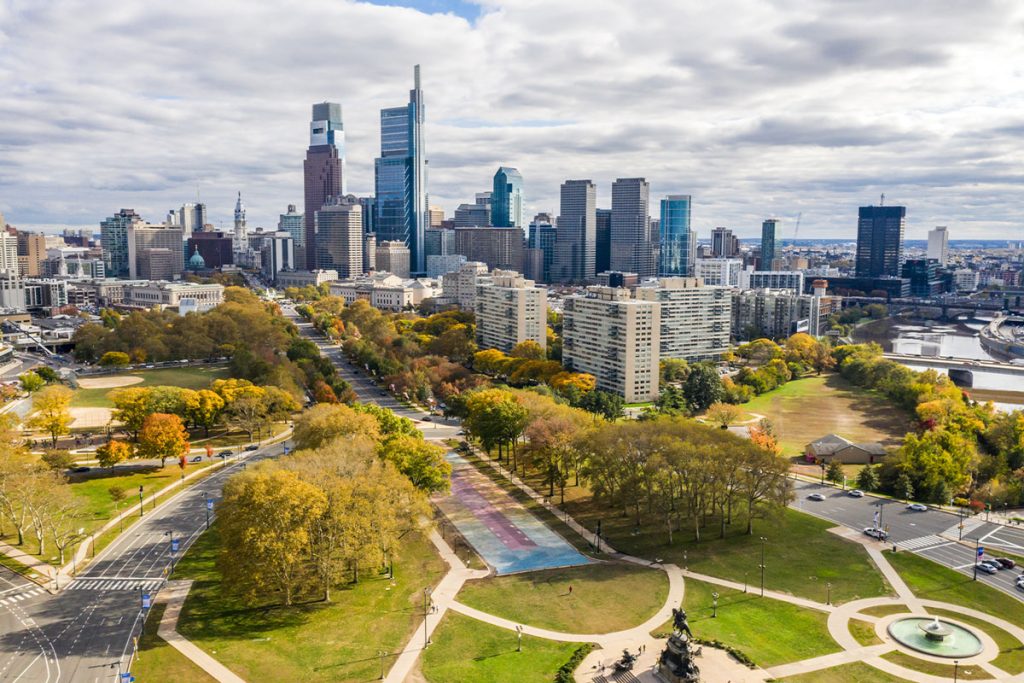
[883,352,1024,388]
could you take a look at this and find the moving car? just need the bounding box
[422,416,432,422]
[190,455,203,463]
[906,503,928,512]
[847,489,865,498]
[808,493,826,501]
[863,527,889,540]
[72,466,91,473]
[976,562,999,575]
[217,450,233,457]
[244,444,259,451]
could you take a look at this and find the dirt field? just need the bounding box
[77,375,145,389]
[69,406,114,429]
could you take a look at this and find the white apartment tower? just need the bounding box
[928,226,949,265]
[442,261,490,309]
[474,270,547,354]
[635,277,731,362]
[562,286,660,402]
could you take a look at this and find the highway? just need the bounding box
[792,479,1024,600]
[0,441,288,682]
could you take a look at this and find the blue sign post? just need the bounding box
[120,672,132,683]
[141,593,151,610]
[205,498,213,529]
[171,538,180,554]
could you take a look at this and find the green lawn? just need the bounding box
[662,578,839,668]
[775,661,911,683]
[740,374,910,455]
[859,603,910,618]
[175,524,448,682]
[421,612,585,683]
[929,607,1024,674]
[881,650,991,680]
[72,366,231,408]
[457,561,668,634]
[849,618,882,646]
[131,604,216,683]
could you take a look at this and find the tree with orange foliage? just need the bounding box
[137,413,190,467]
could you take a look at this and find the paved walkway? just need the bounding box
[157,580,246,683]
[0,541,56,586]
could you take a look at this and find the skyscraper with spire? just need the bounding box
[233,192,247,251]
[303,102,344,269]
[374,66,427,274]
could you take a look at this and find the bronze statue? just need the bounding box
[672,608,693,638]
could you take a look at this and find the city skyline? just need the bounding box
[2,1,1023,239]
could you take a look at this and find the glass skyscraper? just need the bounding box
[856,205,906,277]
[492,166,524,229]
[303,102,344,268]
[761,218,781,269]
[658,195,695,277]
[374,65,427,274]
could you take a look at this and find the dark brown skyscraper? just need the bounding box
[303,102,344,268]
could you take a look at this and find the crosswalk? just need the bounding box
[943,517,984,539]
[66,578,163,592]
[0,586,46,605]
[897,534,946,551]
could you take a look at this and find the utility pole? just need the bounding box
[423,587,432,649]
[759,536,767,597]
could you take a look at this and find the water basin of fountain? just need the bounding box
[887,617,983,658]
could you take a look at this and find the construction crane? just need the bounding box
[792,212,802,246]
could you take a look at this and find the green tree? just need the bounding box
[683,364,724,412]
[98,351,131,367]
[895,471,915,502]
[293,403,381,450]
[28,385,74,448]
[826,460,844,485]
[660,358,690,384]
[109,387,153,439]
[40,450,76,471]
[19,371,45,393]
[856,464,879,491]
[576,390,623,420]
[464,389,530,468]
[377,435,451,493]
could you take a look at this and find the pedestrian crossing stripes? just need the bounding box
[943,517,984,539]
[66,578,163,592]
[897,534,946,551]
[0,586,46,605]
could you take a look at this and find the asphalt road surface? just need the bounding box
[792,478,1024,600]
[0,441,288,683]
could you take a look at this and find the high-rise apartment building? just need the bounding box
[761,218,781,269]
[16,232,46,277]
[233,192,248,251]
[304,102,345,268]
[595,208,612,275]
[375,66,427,274]
[453,227,523,272]
[0,233,18,276]
[659,195,695,276]
[261,233,295,283]
[563,286,659,402]
[314,195,363,278]
[711,227,740,257]
[552,179,596,283]
[376,240,411,278]
[855,205,906,277]
[474,270,547,354]
[101,208,144,278]
[127,224,185,279]
[278,204,304,268]
[442,261,490,309]
[731,286,841,340]
[492,167,525,229]
[636,277,730,362]
[928,226,949,265]
[694,258,743,287]
[609,178,655,278]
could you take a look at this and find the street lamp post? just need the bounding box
[138,485,144,517]
[954,660,959,682]
[423,587,432,649]
[683,550,688,573]
[378,650,386,680]
[759,536,767,597]
[516,624,524,652]
[826,582,832,606]
[712,592,719,618]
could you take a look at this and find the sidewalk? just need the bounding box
[0,540,57,586]
[157,580,246,683]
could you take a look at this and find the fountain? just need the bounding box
[887,617,983,658]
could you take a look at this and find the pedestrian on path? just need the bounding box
[568,584,573,595]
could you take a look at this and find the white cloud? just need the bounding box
[0,0,1022,239]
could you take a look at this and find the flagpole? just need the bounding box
[974,537,980,581]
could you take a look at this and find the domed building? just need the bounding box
[188,246,206,271]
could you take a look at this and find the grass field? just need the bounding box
[420,612,584,683]
[859,603,910,618]
[775,661,911,682]
[929,608,1024,675]
[456,561,668,634]
[740,374,910,455]
[848,618,882,646]
[71,366,231,408]
[881,650,990,680]
[132,604,216,683]
[175,524,448,683]
[662,578,839,668]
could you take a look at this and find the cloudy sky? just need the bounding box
[1,0,1022,240]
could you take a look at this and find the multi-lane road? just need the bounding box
[792,478,1024,598]
[0,442,287,682]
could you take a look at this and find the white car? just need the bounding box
[906,503,928,512]
[848,490,865,498]
[808,493,826,501]
[976,563,998,575]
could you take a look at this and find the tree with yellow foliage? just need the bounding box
[28,385,74,448]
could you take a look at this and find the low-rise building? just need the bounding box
[562,286,659,402]
[731,285,840,340]
[805,433,887,465]
[121,281,224,311]
[275,269,339,289]
[328,273,440,311]
[953,268,980,293]
[474,270,547,354]
[738,267,804,293]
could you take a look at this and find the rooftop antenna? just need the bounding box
[880,193,885,206]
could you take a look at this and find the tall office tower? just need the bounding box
[165,209,180,227]
[453,227,523,272]
[658,195,695,276]
[424,227,456,258]
[761,218,781,269]
[314,195,363,278]
[233,192,247,250]
[475,270,547,354]
[595,208,612,274]
[16,232,46,277]
[855,204,906,277]
[552,179,596,283]
[453,202,491,227]
[376,240,411,278]
[0,233,18,276]
[278,204,305,268]
[364,233,377,272]
[711,227,739,257]
[304,102,345,268]
[127,224,185,279]
[526,217,557,283]
[374,65,427,275]
[492,167,525,229]
[428,205,445,228]
[609,178,655,278]
[928,226,949,265]
[179,203,208,233]
[101,208,144,278]
[357,197,377,234]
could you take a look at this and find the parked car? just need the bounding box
[906,503,928,512]
[979,559,1003,571]
[244,444,259,451]
[976,563,999,575]
[863,527,889,540]
[847,490,865,498]
[190,455,203,463]
[1015,580,1024,592]
[808,493,826,501]
[72,466,91,473]
[995,558,1016,569]
[217,450,233,458]
[422,416,432,422]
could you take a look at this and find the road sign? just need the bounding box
[206,499,214,510]
[171,538,180,553]
[141,594,151,609]
[120,673,132,683]
[977,546,985,558]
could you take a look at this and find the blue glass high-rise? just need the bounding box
[492,167,524,229]
[374,65,427,274]
[658,195,695,276]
